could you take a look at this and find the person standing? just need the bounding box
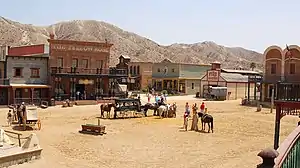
[7,110,12,126]
[200,102,205,113]
[191,103,199,131]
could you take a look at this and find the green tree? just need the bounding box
[250,62,256,71]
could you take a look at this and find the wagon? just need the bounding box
[12,105,42,131]
[113,98,146,118]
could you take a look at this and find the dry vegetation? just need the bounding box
[0,16,263,69]
[1,96,298,168]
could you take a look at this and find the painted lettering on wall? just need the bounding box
[52,44,109,53]
[207,70,219,81]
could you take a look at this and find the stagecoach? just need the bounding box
[113,98,145,118]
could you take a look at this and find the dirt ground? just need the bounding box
[0,95,298,168]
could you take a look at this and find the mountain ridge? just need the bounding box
[0,16,263,69]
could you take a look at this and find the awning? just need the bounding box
[10,84,51,88]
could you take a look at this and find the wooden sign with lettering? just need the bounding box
[51,44,109,53]
[207,70,219,81]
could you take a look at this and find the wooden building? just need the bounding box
[48,34,127,100]
[200,62,260,100]
[262,45,300,101]
[128,61,153,91]
[5,44,51,105]
[0,46,10,105]
[152,59,211,94]
[115,55,130,85]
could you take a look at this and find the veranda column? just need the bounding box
[31,88,34,105]
[58,77,61,101]
[12,88,16,104]
[70,78,73,100]
[55,77,58,100]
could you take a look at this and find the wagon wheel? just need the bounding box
[37,119,42,130]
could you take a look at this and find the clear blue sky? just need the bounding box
[2,0,299,53]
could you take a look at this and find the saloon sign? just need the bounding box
[51,44,109,53]
[207,70,219,81]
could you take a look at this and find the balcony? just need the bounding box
[0,78,10,86]
[263,75,282,83]
[50,67,128,77]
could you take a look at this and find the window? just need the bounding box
[72,58,78,67]
[33,89,41,98]
[133,66,136,74]
[96,60,104,68]
[57,58,63,67]
[192,83,194,89]
[290,63,296,74]
[270,64,276,74]
[15,89,22,98]
[14,67,23,77]
[172,68,175,72]
[82,59,88,68]
[137,66,140,74]
[30,68,40,78]
[129,66,132,74]
[157,68,160,72]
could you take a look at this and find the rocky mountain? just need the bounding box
[0,17,263,69]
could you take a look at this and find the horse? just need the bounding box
[168,102,177,118]
[157,105,169,118]
[143,103,159,116]
[100,103,115,118]
[198,112,214,133]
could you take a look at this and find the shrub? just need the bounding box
[161,90,168,95]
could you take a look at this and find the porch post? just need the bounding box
[58,77,61,101]
[31,88,34,105]
[247,81,250,101]
[12,88,15,104]
[70,78,73,100]
[254,82,257,100]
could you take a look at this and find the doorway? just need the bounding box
[0,88,8,105]
[75,84,85,100]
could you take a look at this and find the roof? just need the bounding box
[120,55,131,59]
[220,73,248,82]
[221,69,262,75]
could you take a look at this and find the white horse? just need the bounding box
[157,105,169,118]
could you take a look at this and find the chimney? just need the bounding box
[49,33,55,40]
[211,61,221,70]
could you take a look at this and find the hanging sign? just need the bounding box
[207,70,219,81]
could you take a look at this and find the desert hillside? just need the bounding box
[0,17,263,69]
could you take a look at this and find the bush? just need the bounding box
[141,88,148,93]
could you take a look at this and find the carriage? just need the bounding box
[113,98,146,119]
[10,105,41,131]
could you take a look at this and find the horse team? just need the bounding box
[99,100,214,133]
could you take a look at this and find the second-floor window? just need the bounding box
[271,64,276,74]
[133,66,136,74]
[172,68,175,72]
[14,67,23,77]
[96,60,104,68]
[72,58,78,68]
[30,68,40,78]
[157,68,160,72]
[57,58,63,67]
[290,63,296,74]
[129,66,133,74]
[137,66,140,75]
[82,59,88,68]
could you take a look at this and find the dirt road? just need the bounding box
[1,96,298,168]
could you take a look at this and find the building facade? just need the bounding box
[0,46,9,105]
[262,45,300,101]
[128,61,153,90]
[152,59,211,95]
[48,34,127,100]
[6,55,50,104]
[200,62,259,100]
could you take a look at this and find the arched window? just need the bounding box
[137,66,140,75]
[133,66,136,74]
[130,66,133,75]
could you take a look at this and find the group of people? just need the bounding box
[183,102,207,131]
[7,102,27,126]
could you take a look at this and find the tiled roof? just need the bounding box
[220,73,248,82]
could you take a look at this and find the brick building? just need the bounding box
[262,45,300,101]
[48,34,127,100]
[128,61,153,91]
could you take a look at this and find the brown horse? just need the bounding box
[198,112,214,133]
[100,103,115,118]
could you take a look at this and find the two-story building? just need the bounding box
[128,61,153,91]
[152,59,211,94]
[48,34,127,100]
[262,45,300,101]
[0,46,10,105]
[5,44,51,105]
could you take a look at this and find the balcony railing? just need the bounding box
[276,82,300,102]
[51,67,128,76]
[0,78,10,85]
[263,75,282,83]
